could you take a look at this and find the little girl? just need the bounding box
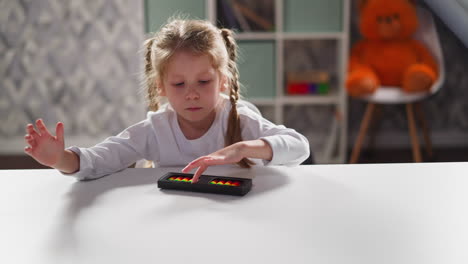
[24,19,310,183]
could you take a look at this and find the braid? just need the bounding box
[221,29,254,168]
[144,38,159,112]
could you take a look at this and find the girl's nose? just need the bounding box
[185,87,199,100]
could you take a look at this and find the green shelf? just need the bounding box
[284,0,343,33]
[145,0,206,33]
[237,41,276,99]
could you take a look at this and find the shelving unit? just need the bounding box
[145,0,350,164]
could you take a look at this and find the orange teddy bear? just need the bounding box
[346,0,438,97]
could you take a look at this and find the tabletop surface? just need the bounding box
[1,162,467,264]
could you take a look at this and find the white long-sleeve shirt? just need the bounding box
[66,98,310,180]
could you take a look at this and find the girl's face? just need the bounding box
[160,50,227,128]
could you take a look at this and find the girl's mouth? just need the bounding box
[186,107,202,112]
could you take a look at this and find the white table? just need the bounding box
[1,163,467,264]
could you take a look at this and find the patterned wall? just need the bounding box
[0,0,146,152]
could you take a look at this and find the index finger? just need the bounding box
[183,156,227,174]
[191,164,207,183]
[182,156,206,173]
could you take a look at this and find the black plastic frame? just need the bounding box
[157,172,252,196]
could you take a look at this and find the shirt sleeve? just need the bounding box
[239,108,310,166]
[62,118,157,180]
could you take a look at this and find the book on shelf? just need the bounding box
[230,0,251,31]
[286,71,331,95]
[231,0,274,31]
[287,82,330,95]
[218,0,241,30]
[217,0,274,32]
[287,71,330,83]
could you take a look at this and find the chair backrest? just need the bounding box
[424,0,468,48]
[414,7,445,95]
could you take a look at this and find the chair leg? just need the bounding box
[406,103,422,162]
[414,102,433,159]
[367,104,383,153]
[349,103,376,164]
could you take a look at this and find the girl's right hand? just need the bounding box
[24,119,65,168]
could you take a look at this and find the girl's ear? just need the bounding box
[220,75,228,93]
[157,80,166,96]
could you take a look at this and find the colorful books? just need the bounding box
[231,0,274,31]
[286,71,331,95]
[218,0,241,29]
[217,0,274,32]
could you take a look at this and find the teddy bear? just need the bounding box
[346,0,438,97]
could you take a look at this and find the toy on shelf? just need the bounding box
[286,70,330,95]
[346,0,438,97]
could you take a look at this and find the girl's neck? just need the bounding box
[177,109,217,140]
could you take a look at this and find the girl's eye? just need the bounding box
[174,82,184,87]
[199,80,211,85]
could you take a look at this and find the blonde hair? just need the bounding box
[144,19,254,168]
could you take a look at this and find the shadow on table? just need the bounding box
[49,166,289,256]
[48,168,158,258]
[63,165,289,210]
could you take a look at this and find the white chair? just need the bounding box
[349,7,445,163]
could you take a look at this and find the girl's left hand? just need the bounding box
[182,143,244,183]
